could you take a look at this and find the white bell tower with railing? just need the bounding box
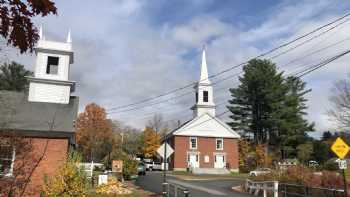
[27,26,75,104]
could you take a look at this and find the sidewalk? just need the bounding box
[168,171,248,181]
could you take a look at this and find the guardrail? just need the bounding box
[279,183,344,197]
[246,179,278,197]
[163,182,190,197]
[245,179,345,197]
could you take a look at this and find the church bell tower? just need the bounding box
[27,26,75,104]
[192,48,215,117]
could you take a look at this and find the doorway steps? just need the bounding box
[192,168,230,174]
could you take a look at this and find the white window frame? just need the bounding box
[203,91,209,102]
[0,145,15,177]
[189,137,197,150]
[216,138,224,150]
[46,55,59,75]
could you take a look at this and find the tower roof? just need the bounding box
[199,48,211,84]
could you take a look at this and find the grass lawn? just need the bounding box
[230,172,249,179]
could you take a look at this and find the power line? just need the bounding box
[122,101,228,122]
[107,12,350,112]
[108,71,241,114]
[110,36,350,118]
[172,49,350,132]
[269,17,350,60]
[295,49,350,78]
[281,35,350,69]
[109,28,349,115]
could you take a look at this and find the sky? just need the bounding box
[4,0,350,132]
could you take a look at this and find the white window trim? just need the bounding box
[46,55,60,76]
[203,90,209,102]
[0,145,15,177]
[216,138,224,150]
[189,137,197,150]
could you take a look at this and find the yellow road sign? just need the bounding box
[331,137,350,159]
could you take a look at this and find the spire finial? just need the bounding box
[199,45,210,84]
[66,29,72,43]
[39,25,44,40]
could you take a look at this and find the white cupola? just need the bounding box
[27,26,76,104]
[191,48,215,117]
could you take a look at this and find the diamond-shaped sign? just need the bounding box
[157,143,174,159]
[331,137,350,159]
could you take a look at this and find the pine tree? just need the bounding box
[227,59,313,149]
[0,62,33,91]
[227,59,285,144]
[277,76,314,150]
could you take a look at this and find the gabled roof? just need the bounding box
[171,113,240,138]
[0,91,79,134]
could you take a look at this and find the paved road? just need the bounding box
[135,172,251,197]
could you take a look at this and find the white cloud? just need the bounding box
[3,0,350,131]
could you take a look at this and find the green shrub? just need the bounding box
[123,157,138,180]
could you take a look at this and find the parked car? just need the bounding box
[151,162,169,171]
[249,168,271,176]
[144,160,169,171]
[137,162,146,175]
[308,160,319,167]
[143,160,154,171]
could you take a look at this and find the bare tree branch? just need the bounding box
[328,78,350,130]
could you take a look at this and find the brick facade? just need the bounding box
[170,136,239,171]
[0,137,69,197]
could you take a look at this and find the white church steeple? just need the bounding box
[192,47,215,117]
[199,47,210,84]
[27,27,76,104]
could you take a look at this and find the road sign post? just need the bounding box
[158,141,174,197]
[163,138,167,197]
[331,137,350,197]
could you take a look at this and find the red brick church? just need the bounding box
[0,28,78,196]
[167,49,240,174]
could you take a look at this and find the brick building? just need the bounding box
[166,49,240,174]
[0,27,78,196]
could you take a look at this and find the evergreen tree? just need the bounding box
[227,59,285,144]
[227,59,313,148]
[0,62,33,91]
[322,131,333,141]
[277,76,314,149]
[312,141,329,164]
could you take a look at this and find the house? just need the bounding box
[0,28,78,196]
[166,49,240,174]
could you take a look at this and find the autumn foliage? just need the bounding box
[76,103,116,161]
[255,144,267,167]
[42,152,88,197]
[0,0,57,53]
[253,165,347,189]
[238,139,250,169]
[143,127,160,158]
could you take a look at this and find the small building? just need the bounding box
[0,28,78,196]
[166,49,240,174]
